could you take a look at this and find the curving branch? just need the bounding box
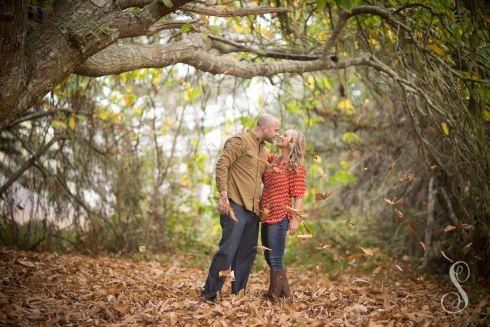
[74,34,369,78]
[180,3,290,17]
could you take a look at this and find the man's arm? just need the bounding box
[215,136,243,214]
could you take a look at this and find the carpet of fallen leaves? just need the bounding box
[1,247,488,326]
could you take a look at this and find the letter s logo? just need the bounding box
[441,261,470,313]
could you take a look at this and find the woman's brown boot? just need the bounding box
[279,269,291,298]
[266,269,282,299]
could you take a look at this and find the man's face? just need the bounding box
[263,120,280,143]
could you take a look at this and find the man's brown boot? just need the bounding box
[266,269,282,299]
[279,269,291,298]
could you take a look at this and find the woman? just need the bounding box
[259,128,307,299]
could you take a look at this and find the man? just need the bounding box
[201,114,281,301]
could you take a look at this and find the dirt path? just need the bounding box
[0,247,488,326]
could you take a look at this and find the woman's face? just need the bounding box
[277,131,293,148]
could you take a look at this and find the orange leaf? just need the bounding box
[315,191,334,202]
[394,209,404,218]
[347,253,363,262]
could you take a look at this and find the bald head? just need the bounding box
[255,113,280,143]
[257,114,280,128]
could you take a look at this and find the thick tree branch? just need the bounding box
[180,3,290,17]
[75,34,370,78]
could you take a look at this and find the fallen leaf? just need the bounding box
[17,258,35,268]
[394,264,403,272]
[360,247,374,256]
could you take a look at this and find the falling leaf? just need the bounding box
[458,224,473,230]
[394,264,403,271]
[371,265,383,276]
[388,160,397,175]
[399,171,415,182]
[426,44,444,55]
[138,245,146,253]
[257,245,271,251]
[219,268,231,278]
[347,253,363,262]
[443,225,457,233]
[315,191,334,202]
[405,220,417,235]
[297,234,313,239]
[384,197,404,206]
[462,242,472,254]
[228,204,238,222]
[230,270,236,281]
[441,250,454,263]
[394,209,404,218]
[418,242,427,251]
[441,122,450,136]
[69,116,76,129]
[345,219,356,229]
[316,243,333,250]
[360,247,374,256]
[347,150,360,161]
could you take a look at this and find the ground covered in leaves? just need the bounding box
[1,247,488,326]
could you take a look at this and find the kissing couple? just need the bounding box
[201,113,307,301]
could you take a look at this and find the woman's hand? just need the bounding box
[288,217,299,235]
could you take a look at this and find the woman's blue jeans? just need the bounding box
[261,217,289,270]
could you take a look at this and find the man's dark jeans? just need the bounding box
[201,200,259,300]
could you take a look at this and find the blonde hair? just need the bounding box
[285,129,306,170]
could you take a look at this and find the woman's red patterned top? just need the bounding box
[260,154,307,224]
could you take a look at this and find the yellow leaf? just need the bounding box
[426,44,443,55]
[52,120,67,129]
[69,116,76,129]
[482,111,490,121]
[441,122,449,136]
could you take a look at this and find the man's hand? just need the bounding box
[218,191,230,215]
[288,217,299,235]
